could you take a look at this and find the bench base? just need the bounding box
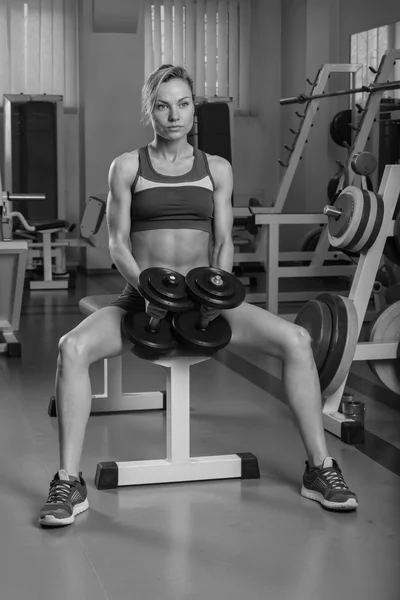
[95,453,260,489]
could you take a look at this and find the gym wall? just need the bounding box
[77,0,281,270]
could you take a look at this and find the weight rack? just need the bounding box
[322,164,400,439]
[241,49,400,312]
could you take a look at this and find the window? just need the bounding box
[0,0,78,110]
[351,23,400,105]
[144,0,252,111]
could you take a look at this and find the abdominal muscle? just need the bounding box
[131,228,212,275]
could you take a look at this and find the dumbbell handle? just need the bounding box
[323,205,342,220]
[198,315,210,331]
[197,305,221,331]
[147,315,162,333]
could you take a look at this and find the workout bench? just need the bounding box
[77,294,260,489]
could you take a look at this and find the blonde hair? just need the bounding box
[141,64,195,125]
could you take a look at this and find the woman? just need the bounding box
[39,65,358,527]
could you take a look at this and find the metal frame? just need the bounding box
[96,354,258,487]
[234,63,362,306]
[2,94,73,290]
[3,94,65,219]
[242,51,400,311]
[322,164,400,438]
[89,355,165,413]
[0,241,28,354]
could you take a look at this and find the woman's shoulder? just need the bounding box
[110,149,140,183]
[203,152,232,180]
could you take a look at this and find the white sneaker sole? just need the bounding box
[301,486,358,510]
[39,498,89,527]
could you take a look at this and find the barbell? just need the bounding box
[280,79,400,106]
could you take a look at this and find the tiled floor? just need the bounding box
[0,272,399,600]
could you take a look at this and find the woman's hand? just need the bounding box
[200,304,221,323]
[145,300,168,320]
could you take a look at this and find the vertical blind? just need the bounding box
[350,25,389,105]
[144,0,252,110]
[0,0,78,109]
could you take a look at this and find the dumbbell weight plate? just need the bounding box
[186,267,246,309]
[172,309,232,354]
[121,311,176,358]
[138,267,193,311]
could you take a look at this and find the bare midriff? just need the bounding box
[131,228,211,276]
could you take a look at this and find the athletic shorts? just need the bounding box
[109,283,145,313]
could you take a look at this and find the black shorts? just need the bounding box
[110,284,175,328]
[109,283,145,313]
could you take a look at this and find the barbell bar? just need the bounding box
[280,80,400,106]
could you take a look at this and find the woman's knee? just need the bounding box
[58,331,92,366]
[281,325,313,361]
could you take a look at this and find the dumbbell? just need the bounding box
[121,267,193,359]
[172,267,246,354]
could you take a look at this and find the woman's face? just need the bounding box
[151,78,195,140]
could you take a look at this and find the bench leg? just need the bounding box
[95,359,259,489]
[48,355,165,416]
[0,331,22,357]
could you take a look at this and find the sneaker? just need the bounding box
[301,457,358,511]
[39,470,89,527]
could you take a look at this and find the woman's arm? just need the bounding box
[209,156,235,272]
[106,152,141,289]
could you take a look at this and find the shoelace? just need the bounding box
[47,479,77,504]
[323,467,349,490]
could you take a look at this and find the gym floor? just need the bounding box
[1,271,399,600]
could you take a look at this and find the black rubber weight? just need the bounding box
[316,294,349,394]
[294,299,333,372]
[345,188,370,251]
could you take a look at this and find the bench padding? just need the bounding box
[79,294,119,316]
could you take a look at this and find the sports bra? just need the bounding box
[130,145,215,234]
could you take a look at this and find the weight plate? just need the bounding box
[300,228,323,252]
[351,151,377,176]
[294,299,333,372]
[327,192,354,238]
[186,267,246,309]
[139,267,192,310]
[345,188,372,252]
[317,294,358,397]
[358,191,384,254]
[172,309,232,353]
[121,311,176,351]
[329,109,352,148]
[328,186,365,250]
[367,301,400,394]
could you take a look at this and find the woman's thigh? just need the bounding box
[222,302,306,360]
[62,306,133,364]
